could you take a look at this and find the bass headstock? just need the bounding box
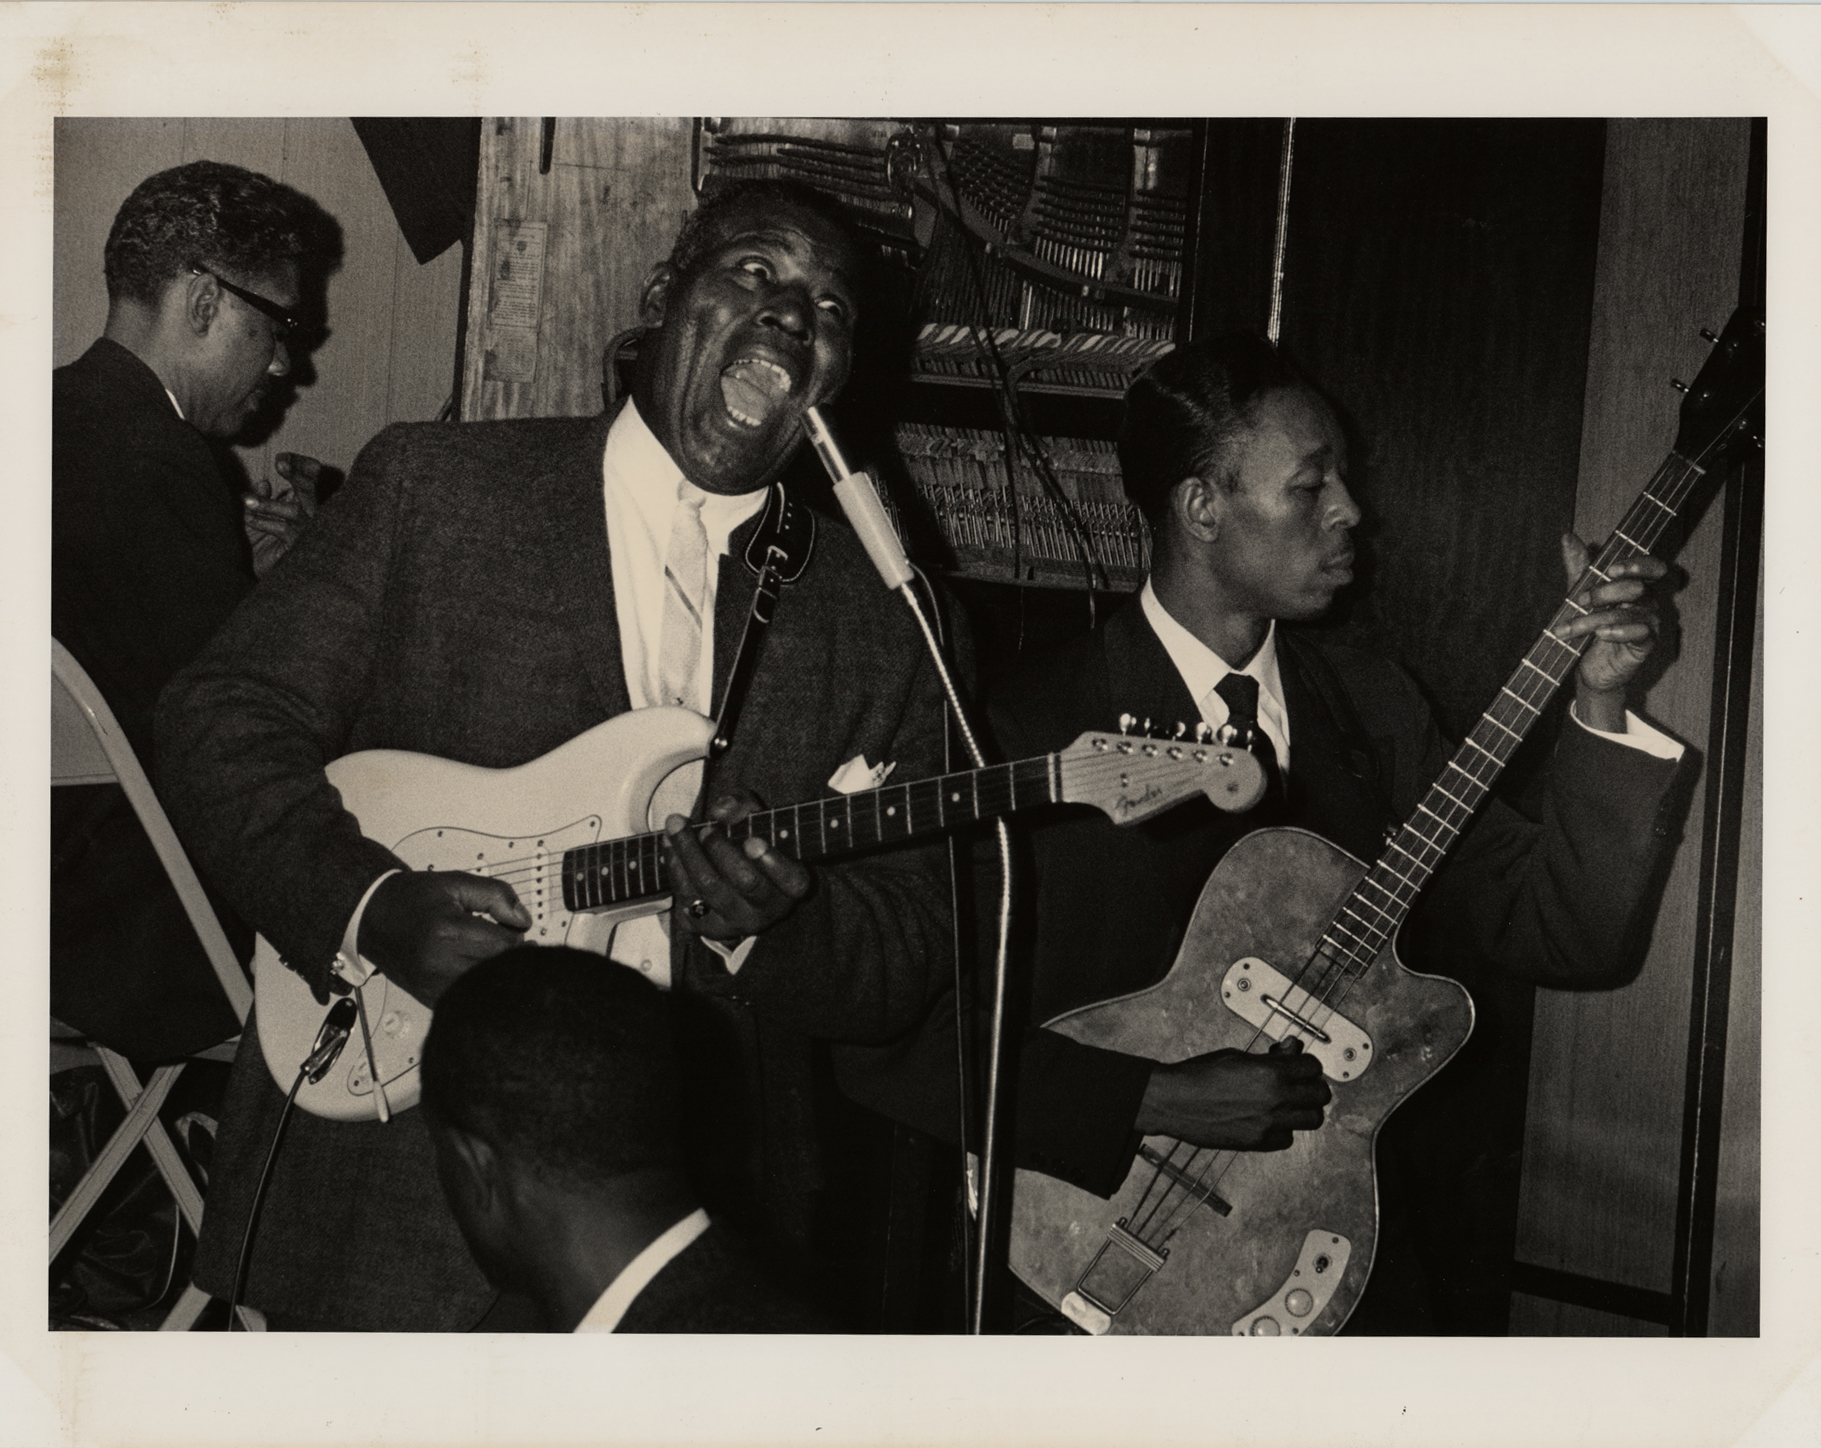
[1056,719,1266,824]
[1673,307,1764,466]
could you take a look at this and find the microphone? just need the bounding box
[802,407,915,590]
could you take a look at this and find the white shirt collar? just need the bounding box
[164,388,185,421]
[573,1207,711,1333]
[1139,578,1291,772]
[604,398,770,555]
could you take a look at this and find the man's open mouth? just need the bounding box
[718,357,794,429]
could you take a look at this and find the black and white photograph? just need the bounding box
[8,5,1820,1447]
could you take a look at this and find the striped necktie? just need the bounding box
[657,483,709,713]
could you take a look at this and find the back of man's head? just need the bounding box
[103,159,336,306]
[421,945,680,1191]
[1118,332,1309,526]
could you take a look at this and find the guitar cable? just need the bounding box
[226,996,357,1331]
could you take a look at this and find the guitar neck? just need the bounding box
[562,755,1060,912]
[1337,449,1707,954]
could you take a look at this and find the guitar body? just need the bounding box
[253,707,715,1121]
[1009,827,1474,1335]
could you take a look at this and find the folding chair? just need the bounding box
[51,639,264,1331]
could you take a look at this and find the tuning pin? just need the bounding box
[1670,378,1690,393]
[1140,717,1153,737]
[1196,722,1214,744]
[1171,721,1188,740]
[1117,713,1136,735]
[1700,327,1719,343]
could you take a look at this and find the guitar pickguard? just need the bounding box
[336,817,607,1098]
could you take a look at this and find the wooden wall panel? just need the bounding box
[1512,119,1755,1333]
[51,117,462,490]
[1709,563,1762,1336]
[1509,1294,1672,1337]
[52,119,184,366]
[461,117,696,421]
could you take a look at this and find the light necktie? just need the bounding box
[1212,671,1283,807]
[657,483,709,713]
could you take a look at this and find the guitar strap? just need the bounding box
[711,481,816,756]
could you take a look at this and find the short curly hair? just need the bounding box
[666,177,867,293]
[103,160,330,306]
[1118,333,1311,526]
[421,945,680,1190]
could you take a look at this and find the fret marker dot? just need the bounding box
[886,807,896,817]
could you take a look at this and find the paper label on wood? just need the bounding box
[487,219,548,329]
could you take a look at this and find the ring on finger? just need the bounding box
[686,897,711,920]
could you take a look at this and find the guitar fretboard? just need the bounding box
[561,757,1059,912]
[1309,450,1710,988]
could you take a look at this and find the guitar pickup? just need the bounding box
[1136,1143,1231,1216]
[1221,957,1373,1081]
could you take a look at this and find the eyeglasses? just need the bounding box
[193,268,300,341]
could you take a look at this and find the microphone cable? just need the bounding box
[804,408,1014,1336]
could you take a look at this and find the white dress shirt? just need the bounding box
[573,1207,712,1333]
[335,401,768,992]
[1138,578,1683,774]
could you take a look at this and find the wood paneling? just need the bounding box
[52,117,463,488]
[52,119,184,364]
[1710,551,1762,1336]
[1512,118,1756,1334]
[1510,1293,1672,1337]
[461,117,696,421]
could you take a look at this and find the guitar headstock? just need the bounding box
[1056,721,1266,824]
[1673,307,1764,466]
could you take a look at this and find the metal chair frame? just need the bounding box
[50,640,263,1330]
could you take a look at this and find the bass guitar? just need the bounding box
[256,705,1265,1120]
[1009,308,1764,1335]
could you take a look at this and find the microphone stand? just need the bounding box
[803,407,1011,1335]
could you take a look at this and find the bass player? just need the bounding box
[843,331,1687,1332]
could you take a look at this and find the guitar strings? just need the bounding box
[376,745,1234,906]
[1109,432,1747,1256]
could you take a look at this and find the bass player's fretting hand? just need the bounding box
[1134,1038,1332,1151]
[666,789,812,944]
[357,870,532,1007]
[1556,532,1668,732]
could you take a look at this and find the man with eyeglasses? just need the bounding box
[53,159,333,1062]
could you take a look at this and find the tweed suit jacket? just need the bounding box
[839,595,1682,1197]
[157,408,951,1329]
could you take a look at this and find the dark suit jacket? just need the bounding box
[615,1223,833,1333]
[157,410,951,1330]
[840,596,1682,1198]
[52,338,252,1058]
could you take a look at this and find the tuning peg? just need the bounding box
[1117,713,1136,735]
[1195,722,1214,744]
[1140,717,1153,736]
[1700,327,1719,343]
[1670,378,1690,393]
[1171,721,1188,740]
